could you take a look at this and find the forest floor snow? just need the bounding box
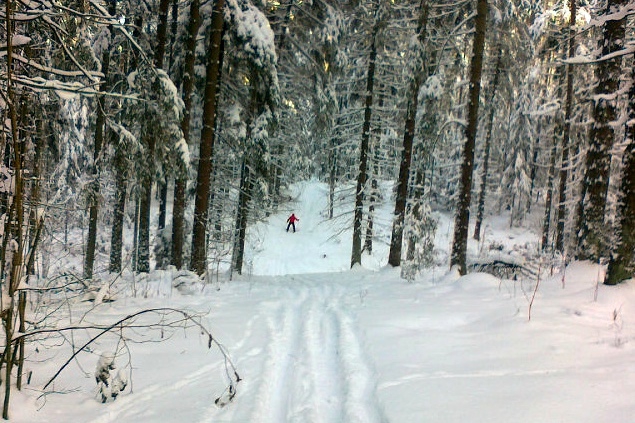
[8,180,635,422]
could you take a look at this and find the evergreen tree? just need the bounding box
[190,0,226,275]
[351,0,383,268]
[388,0,430,267]
[576,0,628,261]
[450,0,488,275]
[605,63,635,285]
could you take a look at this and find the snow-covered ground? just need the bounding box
[9,181,635,422]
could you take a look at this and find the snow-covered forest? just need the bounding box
[1,0,635,420]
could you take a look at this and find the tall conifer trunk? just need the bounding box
[109,143,127,273]
[473,47,503,241]
[3,1,25,414]
[406,159,426,261]
[172,0,200,269]
[364,137,379,254]
[351,15,379,268]
[135,0,172,273]
[190,0,225,275]
[605,63,635,284]
[554,0,576,254]
[84,0,116,279]
[365,90,383,255]
[388,0,429,267]
[542,122,558,251]
[450,0,487,275]
[576,0,626,260]
[233,160,251,275]
[156,0,171,231]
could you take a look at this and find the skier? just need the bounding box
[286,213,299,233]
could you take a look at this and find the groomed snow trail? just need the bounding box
[216,275,387,423]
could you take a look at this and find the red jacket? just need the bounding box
[287,214,299,224]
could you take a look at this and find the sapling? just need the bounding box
[95,352,128,403]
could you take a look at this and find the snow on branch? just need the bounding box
[0,34,31,50]
[10,75,102,97]
[9,52,103,80]
[87,0,154,69]
[224,0,277,69]
[586,3,635,29]
[566,44,635,65]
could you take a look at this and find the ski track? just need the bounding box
[243,276,386,423]
[84,276,387,423]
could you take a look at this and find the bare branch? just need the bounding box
[9,307,241,394]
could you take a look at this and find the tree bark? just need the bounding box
[171,0,200,269]
[3,1,25,414]
[156,0,171,231]
[541,122,558,252]
[406,156,426,261]
[351,17,379,268]
[473,47,503,241]
[109,144,127,273]
[364,138,379,254]
[388,0,429,267]
[137,142,153,273]
[232,160,251,275]
[605,63,635,285]
[450,0,487,275]
[554,0,577,254]
[328,136,337,220]
[575,0,626,260]
[134,0,172,273]
[84,0,116,279]
[190,0,225,275]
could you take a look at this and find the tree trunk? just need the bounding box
[473,47,503,241]
[388,0,429,267]
[554,0,577,254]
[132,197,140,271]
[575,0,626,260]
[541,122,558,252]
[133,0,172,273]
[137,145,153,273]
[364,138,379,254]
[605,63,635,285]
[132,17,152,273]
[84,71,110,279]
[84,0,116,279]
[351,17,379,268]
[158,178,168,231]
[109,146,127,273]
[27,109,44,276]
[232,160,251,275]
[406,159,426,261]
[172,0,200,269]
[449,0,487,275]
[155,0,171,231]
[190,0,225,275]
[3,1,25,413]
[213,180,224,238]
[168,0,179,69]
[527,120,541,214]
[365,88,384,255]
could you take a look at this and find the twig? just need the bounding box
[528,260,542,321]
[6,308,239,392]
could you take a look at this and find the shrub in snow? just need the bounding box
[95,352,128,403]
[401,205,437,281]
[173,269,204,294]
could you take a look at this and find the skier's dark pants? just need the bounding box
[286,222,295,232]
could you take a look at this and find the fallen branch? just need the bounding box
[8,307,240,401]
